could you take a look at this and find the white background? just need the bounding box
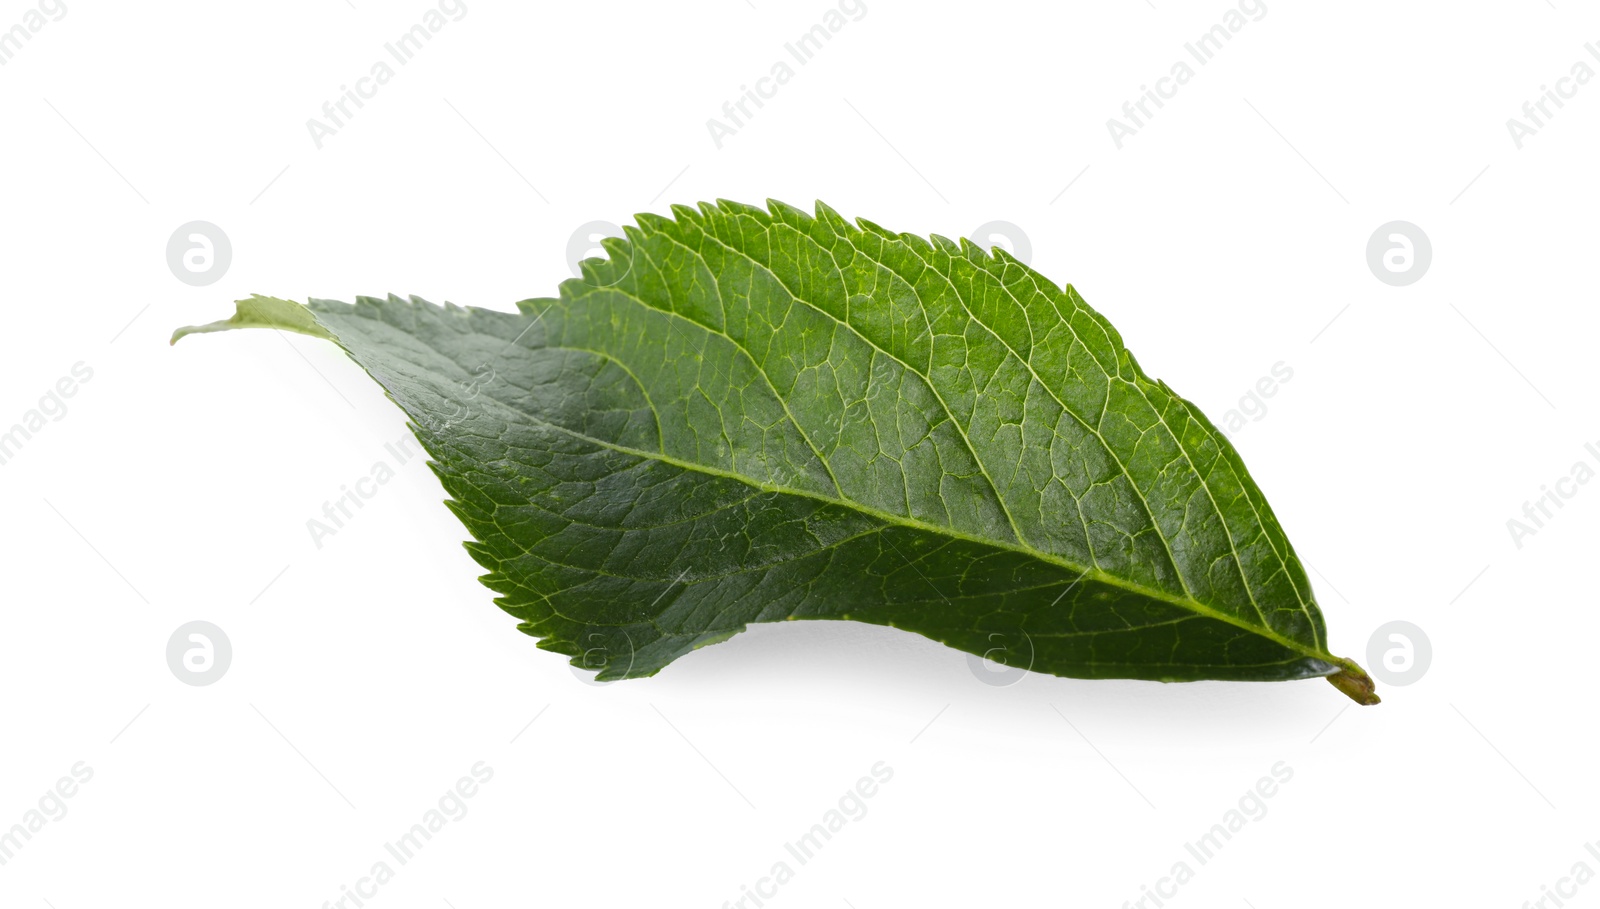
[2,1,1597,906]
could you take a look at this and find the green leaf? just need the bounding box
[173,200,1377,704]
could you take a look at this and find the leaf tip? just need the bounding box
[170,295,334,347]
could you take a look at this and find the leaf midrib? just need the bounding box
[450,368,1335,670]
[636,217,1304,641]
[822,222,1304,642]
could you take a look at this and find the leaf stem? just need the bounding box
[1325,658,1381,705]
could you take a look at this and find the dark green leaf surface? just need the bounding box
[173,200,1377,703]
